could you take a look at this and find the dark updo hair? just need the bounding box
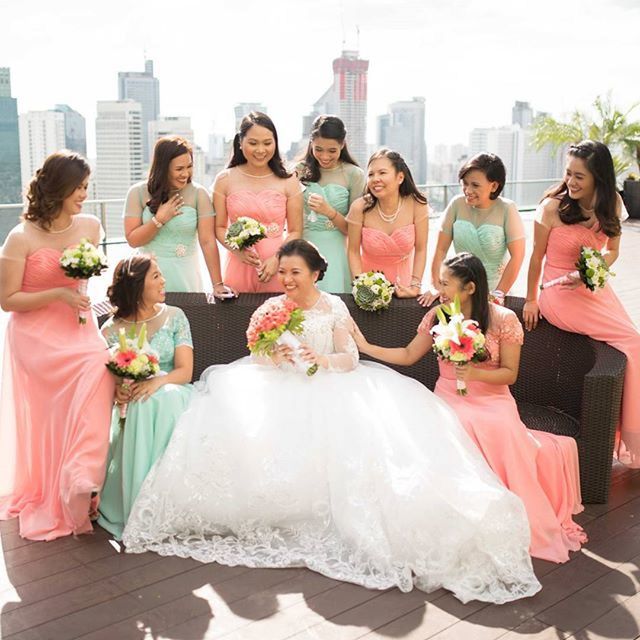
[543,140,620,238]
[442,252,491,334]
[107,254,154,319]
[146,136,193,214]
[298,115,359,184]
[277,239,328,282]
[228,111,290,179]
[363,148,428,212]
[24,150,90,229]
[458,153,506,200]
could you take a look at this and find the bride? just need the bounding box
[122,239,541,604]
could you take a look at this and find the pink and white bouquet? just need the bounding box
[59,238,108,324]
[430,295,489,396]
[225,216,266,251]
[246,297,318,376]
[540,245,614,292]
[105,323,160,424]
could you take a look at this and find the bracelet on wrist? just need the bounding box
[490,289,505,299]
[151,215,163,228]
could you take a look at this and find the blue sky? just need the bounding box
[2,0,638,155]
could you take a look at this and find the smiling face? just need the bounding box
[312,136,344,170]
[438,265,475,306]
[564,155,596,205]
[240,125,276,171]
[167,152,193,191]
[367,157,404,200]
[60,176,89,216]
[461,169,499,208]
[277,254,318,303]
[141,260,166,306]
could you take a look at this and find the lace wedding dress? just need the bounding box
[122,292,541,603]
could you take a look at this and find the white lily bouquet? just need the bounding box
[352,271,394,311]
[540,245,614,292]
[59,238,108,324]
[225,216,267,251]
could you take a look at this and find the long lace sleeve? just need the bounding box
[325,297,359,372]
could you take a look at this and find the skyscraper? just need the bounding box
[19,110,66,192]
[303,50,369,167]
[118,60,160,164]
[377,97,427,184]
[147,116,194,160]
[53,104,87,155]
[0,68,22,205]
[512,101,534,128]
[95,100,144,238]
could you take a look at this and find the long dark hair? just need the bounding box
[277,239,328,281]
[147,136,193,214]
[442,252,491,334]
[363,148,428,213]
[24,150,90,229]
[298,115,359,184]
[107,255,153,319]
[543,140,620,238]
[227,112,290,179]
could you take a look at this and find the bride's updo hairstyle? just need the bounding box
[443,252,491,334]
[277,239,328,282]
[107,254,154,319]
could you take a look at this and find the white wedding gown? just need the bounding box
[122,292,541,604]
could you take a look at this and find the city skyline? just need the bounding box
[3,0,637,160]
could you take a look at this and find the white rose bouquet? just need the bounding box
[225,216,267,251]
[540,245,614,292]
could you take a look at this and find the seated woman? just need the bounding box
[121,239,541,605]
[97,255,194,539]
[355,252,586,563]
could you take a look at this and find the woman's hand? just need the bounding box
[417,287,441,308]
[394,284,420,299]
[213,282,237,299]
[298,344,328,369]
[155,193,184,225]
[236,247,262,268]
[258,255,278,283]
[58,287,91,311]
[350,321,369,351]
[129,377,165,402]
[270,344,294,366]
[307,193,333,218]
[455,363,474,383]
[522,300,541,331]
[115,381,131,404]
[560,272,583,290]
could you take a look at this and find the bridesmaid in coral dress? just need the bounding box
[523,140,640,467]
[355,252,586,563]
[214,112,302,293]
[347,148,428,297]
[0,151,114,540]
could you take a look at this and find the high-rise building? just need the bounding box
[147,116,194,160]
[118,59,160,164]
[512,101,534,129]
[234,103,267,130]
[19,110,66,192]
[377,97,427,184]
[303,50,369,167]
[53,104,87,155]
[95,100,144,238]
[0,68,22,206]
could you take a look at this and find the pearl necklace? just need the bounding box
[377,198,403,224]
[238,168,274,179]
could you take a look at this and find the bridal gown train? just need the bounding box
[122,292,541,604]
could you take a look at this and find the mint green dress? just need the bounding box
[97,305,193,539]
[124,182,215,292]
[440,195,525,291]
[300,163,365,293]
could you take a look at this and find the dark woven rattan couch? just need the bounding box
[134,293,627,503]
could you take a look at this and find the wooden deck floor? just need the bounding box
[1,219,640,640]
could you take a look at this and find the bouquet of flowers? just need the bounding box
[352,271,394,312]
[105,323,160,424]
[540,245,614,292]
[246,297,318,376]
[225,216,267,251]
[430,295,489,396]
[59,238,108,324]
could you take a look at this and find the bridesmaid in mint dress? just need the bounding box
[97,255,194,539]
[296,115,365,293]
[124,136,232,296]
[419,153,525,306]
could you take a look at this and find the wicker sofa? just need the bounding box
[143,293,626,503]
